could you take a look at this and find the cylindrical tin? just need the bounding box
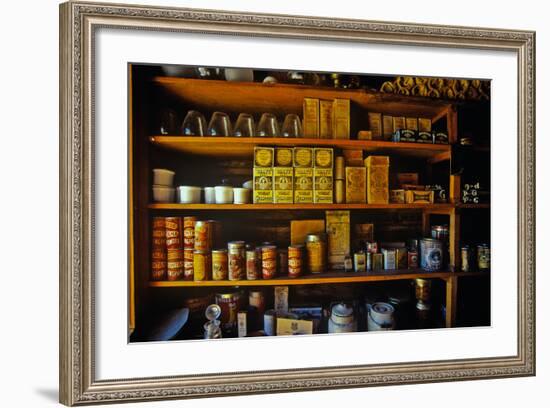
[152,216,166,230]
[278,248,288,276]
[215,292,241,333]
[396,248,408,269]
[211,249,228,281]
[152,216,167,252]
[207,220,222,249]
[431,225,449,241]
[335,179,345,204]
[249,290,265,316]
[194,221,211,251]
[193,250,211,281]
[408,251,419,269]
[228,241,245,280]
[461,245,473,272]
[415,278,432,302]
[151,247,167,261]
[246,249,260,280]
[183,248,194,280]
[335,156,345,180]
[288,245,303,278]
[183,216,196,249]
[167,248,184,281]
[372,253,384,270]
[150,261,167,281]
[305,233,327,274]
[367,302,395,331]
[263,309,276,336]
[165,217,183,249]
[419,238,443,271]
[151,236,166,248]
[261,245,277,279]
[477,244,490,271]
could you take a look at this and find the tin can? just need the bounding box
[167,249,184,281]
[183,216,196,249]
[193,250,211,281]
[165,217,183,249]
[228,241,245,280]
[261,245,277,279]
[396,248,408,269]
[415,278,432,302]
[461,245,473,272]
[249,290,265,316]
[354,251,366,272]
[194,221,211,251]
[372,253,384,270]
[211,249,228,281]
[152,216,166,230]
[151,261,167,281]
[246,249,260,280]
[151,247,166,261]
[477,244,490,271]
[366,252,372,271]
[408,251,419,269]
[420,238,443,271]
[151,236,166,248]
[382,248,396,269]
[264,309,276,336]
[183,248,194,280]
[366,241,378,254]
[305,233,327,274]
[335,179,345,204]
[431,225,449,241]
[207,220,222,249]
[215,292,241,333]
[344,255,353,272]
[288,245,303,278]
[278,248,288,276]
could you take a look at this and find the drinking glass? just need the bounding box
[257,113,280,137]
[180,110,207,136]
[281,114,303,138]
[207,112,232,137]
[233,113,255,137]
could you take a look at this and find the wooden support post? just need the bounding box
[449,208,461,272]
[445,275,458,328]
[450,174,461,205]
[447,105,458,144]
[422,212,431,236]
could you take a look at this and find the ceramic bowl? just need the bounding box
[152,185,175,203]
[233,188,251,204]
[152,168,175,186]
[177,186,201,204]
[214,186,233,204]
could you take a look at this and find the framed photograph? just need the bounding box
[59,1,535,405]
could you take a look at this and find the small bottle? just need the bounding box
[344,254,353,272]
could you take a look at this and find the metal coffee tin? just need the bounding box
[288,245,303,278]
[194,221,211,251]
[165,217,183,249]
[420,238,443,271]
[261,245,277,279]
[306,233,327,274]
[183,248,194,280]
[183,216,196,249]
[212,249,228,281]
[228,241,245,280]
[193,250,211,281]
[246,249,260,280]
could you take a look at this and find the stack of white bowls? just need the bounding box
[152,169,176,202]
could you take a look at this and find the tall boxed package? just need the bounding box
[319,99,333,139]
[303,98,319,138]
[326,211,350,270]
[345,166,366,204]
[332,98,350,139]
[365,156,390,204]
[293,147,314,203]
[273,147,294,203]
[313,148,334,204]
[253,147,274,204]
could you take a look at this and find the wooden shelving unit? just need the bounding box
[130,71,490,337]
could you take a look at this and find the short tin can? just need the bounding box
[183,216,196,249]
[246,249,260,280]
[228,241,245,280]
[382,248,396,270]
[183,248,194,280]
[305,233,327,274]
[261,245,277,279]
[167,248,184,280]
[354,251,366,272]
[477,244,490,271]
[372,253,384,270]
[287,245,303,278]
[193,250,211,281]
[165,217,183,249]
[420,238,443,271]
[431,225,449,241]
[151,261,167,281]
[194,221,211,251]
[211,249,228,281]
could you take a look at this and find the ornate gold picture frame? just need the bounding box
[59,1,535,405]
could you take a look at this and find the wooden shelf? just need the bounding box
[153,76,453,121]
[456,203,490,209]
[148,269,487,287]
[149,203,455,212]
[150,136,451,159]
